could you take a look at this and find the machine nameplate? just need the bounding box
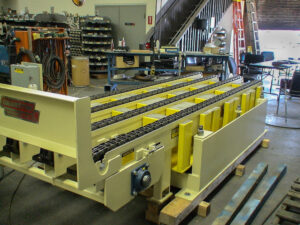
[1,96,40,123]
[121,149,135,165]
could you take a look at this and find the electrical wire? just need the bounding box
[8,174,26,225]
[0,170,15,182]
[7,162,36,225]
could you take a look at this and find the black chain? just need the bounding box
[91,76,240,130]
[91,75,217,113]
[92,79,260,163]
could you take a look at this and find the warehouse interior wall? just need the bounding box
[2,0,156,33]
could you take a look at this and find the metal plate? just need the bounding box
[265,115,300,129]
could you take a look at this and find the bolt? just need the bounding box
[184,192,190,196]
[99,163,105,170]
[198,125,204,136]
[236,105,242,117]
[133,191,138,196]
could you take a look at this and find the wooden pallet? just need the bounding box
[158,134,267,225]
[273,178,300,225]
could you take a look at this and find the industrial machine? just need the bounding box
[0,72,267,213]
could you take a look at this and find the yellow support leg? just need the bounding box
[232,97,240,120]
[249,90,255,109]
[172,120,193,173]
[199,110,213,131]
[241,93,250,115]
[223,100,234,126]
[255,86,263,105]
[211,107,221,132]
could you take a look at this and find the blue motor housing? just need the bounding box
[0,45,10,75]
[131,164,152,196]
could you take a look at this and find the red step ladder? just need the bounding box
[233,0,246,73]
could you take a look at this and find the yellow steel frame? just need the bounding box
[90,73,203,107]
[91,76,219,122]
[0,80,267,211]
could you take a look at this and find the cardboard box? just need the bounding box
[203,46,220,54]
[186,66,205,72]
[116,55,139,68]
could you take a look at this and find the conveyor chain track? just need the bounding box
[90,72,201,101]
[91,76,239,130]
[92,79,260,163]
[91,75,216,113]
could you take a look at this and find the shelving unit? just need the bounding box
[69,30,82,56]
[80,16,112,75]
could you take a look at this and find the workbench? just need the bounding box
[105,51,229,90]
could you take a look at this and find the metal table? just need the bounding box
[249,61,300,128]
[105,51,230,90]
[248,61,292,95]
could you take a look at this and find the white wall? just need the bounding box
[218,4,233,53]
[2,0,156,33]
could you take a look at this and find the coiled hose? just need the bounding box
[43,55,66,89]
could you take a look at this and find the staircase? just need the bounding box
[154,0,232,50]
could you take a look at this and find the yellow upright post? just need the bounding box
[173,120,193,173]
[211,107,221,132]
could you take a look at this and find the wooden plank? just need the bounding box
[276,209,300,223]
[159,132,266,225]
[231,164,287,225]
[288,190,300,200]
[282,198,300,209]
[291,183,300,192]
[212,162,268,225]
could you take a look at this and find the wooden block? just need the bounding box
[140,186,154,198]
[261,139,270,148]
[235,164,246,177]
[160,197,191,225]
[197,201,211,217]
[145,194,173,225]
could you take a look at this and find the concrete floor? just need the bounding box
[0,78,300,225]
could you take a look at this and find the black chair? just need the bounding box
[241,53,265,82]
[261,51,275,61]
[276,70,300,115]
